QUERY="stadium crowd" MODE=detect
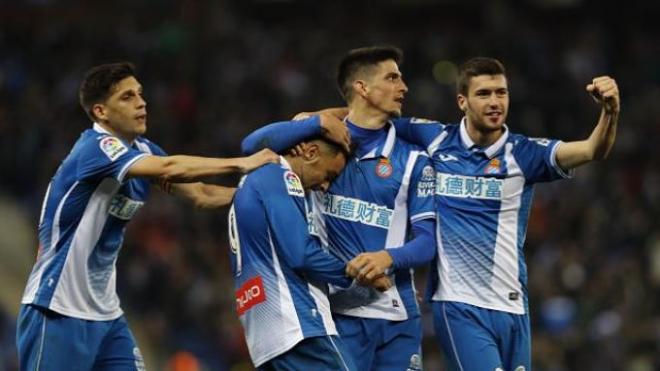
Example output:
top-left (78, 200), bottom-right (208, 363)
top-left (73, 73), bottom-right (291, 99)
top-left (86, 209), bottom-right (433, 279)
top-left (0, 0), bottom-right (658, 370)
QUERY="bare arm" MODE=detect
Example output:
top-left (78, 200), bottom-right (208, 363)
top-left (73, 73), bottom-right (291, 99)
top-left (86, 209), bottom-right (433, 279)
top-left (127, 148), bottom-right (279, 182)
top-left (167, 182), bottom-right (236, 209)
top-left (556, 76), bottom-right (620, 170)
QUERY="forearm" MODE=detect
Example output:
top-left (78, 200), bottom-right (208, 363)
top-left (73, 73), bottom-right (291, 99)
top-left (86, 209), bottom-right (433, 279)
top-left (587, 109), bottom-right (619, 160)
top-left (388, 219), bottom-right (436, 269)
top-left (556, 109), bottom-right (619, 170)
top-left (160, 155), bottom-right (248, 181)
top-left (241, 116), bottom-right (321, 155)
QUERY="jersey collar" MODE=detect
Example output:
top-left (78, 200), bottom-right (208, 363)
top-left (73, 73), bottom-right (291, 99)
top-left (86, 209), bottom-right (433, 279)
top-left (93, 122), bottom-right (112, 135)
top-left (459, 117), bottom-right (509, 159)
top-left (357, 122), bottom-right (397, 160)
top-left (92, 122), bottom-right (138, 146)
top-left (279, 156), bottom-right (292, 170)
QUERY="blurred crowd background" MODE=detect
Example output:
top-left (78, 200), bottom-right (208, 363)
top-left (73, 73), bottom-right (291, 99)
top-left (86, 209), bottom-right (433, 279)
top-left (1, 0), bottom-right (659, 370)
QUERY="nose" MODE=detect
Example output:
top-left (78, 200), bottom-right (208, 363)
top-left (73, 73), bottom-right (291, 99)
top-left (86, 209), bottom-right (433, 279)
top-left (137, 94), bottom-right (147, 108)
top-left (400, 80), bottom-right (409, 93)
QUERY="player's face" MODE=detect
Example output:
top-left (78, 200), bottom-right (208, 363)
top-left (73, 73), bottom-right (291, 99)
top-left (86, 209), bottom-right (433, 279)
top-left (97, 76), bottom-right (148, 140)
top-left (458, 74), bottom-right (509, 133)
top-left (301, 152), bottom-right (346, 192)
top-left (364, 60), bottom-right (408, 117)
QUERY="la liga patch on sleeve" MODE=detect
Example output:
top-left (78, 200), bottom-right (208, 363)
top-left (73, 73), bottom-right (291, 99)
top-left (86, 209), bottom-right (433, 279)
top-left (284, 171), bottom-right (304, 197)
top-left (99, 136), bottom-right (128, 161)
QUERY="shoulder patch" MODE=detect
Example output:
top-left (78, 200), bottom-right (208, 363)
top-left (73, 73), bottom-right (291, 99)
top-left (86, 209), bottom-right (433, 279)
top-left (99, 136), bottom-right (128, 161)
top-left (283, 171), bottom-right (304, 197)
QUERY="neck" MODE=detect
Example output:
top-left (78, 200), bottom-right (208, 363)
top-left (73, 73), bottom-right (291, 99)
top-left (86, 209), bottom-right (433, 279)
top-left (346, 101), bottom-right (390, 129)
top-left (97, 122), bottom-right (136, 144)
top-left (465, 118), bottom-right (504, 147)
top-left (283, 155), bottom-right (301, 174)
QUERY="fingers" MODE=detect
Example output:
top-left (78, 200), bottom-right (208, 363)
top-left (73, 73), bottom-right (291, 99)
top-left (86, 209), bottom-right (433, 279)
top-left (586, 76), bottom-right (619, 112)
top-left (372, 276), bottom-right (393, 292)
top-left (346, 255), bottom-right (367, 278)
top-left (260, 148), bottom-right (280, 163)
top-left (292, 112), bottom-right (312, 121)
top-left (587, 76), bottom-right (618, 97)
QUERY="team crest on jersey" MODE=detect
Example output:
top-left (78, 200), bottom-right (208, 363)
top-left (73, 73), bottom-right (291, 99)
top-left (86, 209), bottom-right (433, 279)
top-left (284, 171), bottom-right (304, 197)
top-left (375, 159), bottom-right (393, 178)
top-left (484, 158), bottom-right (501, 174)
top-left (99, 136), bottom-right (128, 161)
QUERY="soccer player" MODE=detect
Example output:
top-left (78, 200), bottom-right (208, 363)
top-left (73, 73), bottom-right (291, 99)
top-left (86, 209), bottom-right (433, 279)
top-left (16, 62), bottom-right (278, 371)
top-left (241, 46), bottom-right (437, 371)
top-left (230, 133), bottom-right (394, 370)
top-left (389, 57), bottom-right (619, 371)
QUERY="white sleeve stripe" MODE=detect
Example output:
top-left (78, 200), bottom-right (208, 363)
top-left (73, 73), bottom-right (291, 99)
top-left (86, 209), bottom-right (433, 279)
top-left (410, 212), bottom-right (436, 223)
top-left (118, 154), bottom-right (150, 182)
top-left (427, 131), bottom-right (448, 157)
top-left (549, 141), bottom-right (574, 179)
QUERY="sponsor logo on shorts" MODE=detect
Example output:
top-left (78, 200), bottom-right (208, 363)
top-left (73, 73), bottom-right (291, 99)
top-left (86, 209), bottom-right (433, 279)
top-left (99, 136), bottom-right (128, 161)
top-left (236, 276), bottom-right (266, 315)
top-left (407, 353), bottom-right (422, 371)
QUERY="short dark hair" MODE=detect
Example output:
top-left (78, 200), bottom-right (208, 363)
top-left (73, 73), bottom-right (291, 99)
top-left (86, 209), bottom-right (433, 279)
top-left (310, 136), bottom-right (353, 160)
top-left (79, 62), bottom-right (137, 121)
top-left (456, 57), bottom-right (506, 96)
top-left (337, 46), bottom-right (403, 102)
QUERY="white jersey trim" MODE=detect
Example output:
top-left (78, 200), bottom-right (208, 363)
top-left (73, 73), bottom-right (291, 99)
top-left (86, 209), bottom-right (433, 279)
top-left (50, 177), bottom-right (124, 320)
top-left (249, 229), bottom-right (304, 367)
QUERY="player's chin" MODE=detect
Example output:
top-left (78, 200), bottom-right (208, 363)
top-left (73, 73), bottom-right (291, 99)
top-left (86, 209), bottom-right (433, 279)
top-left (388, 108), bottom-right (403, 118)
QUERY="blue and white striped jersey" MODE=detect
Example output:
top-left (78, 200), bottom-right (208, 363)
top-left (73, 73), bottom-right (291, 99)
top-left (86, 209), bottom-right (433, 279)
top-left (228, 157), bottom-right (352, 367)
top-left (21, 123), bottom-right (165, 320)
top-left (393, 117), bottom-right (571, 314)
top-left (313, 123), bottom-right (436, 321)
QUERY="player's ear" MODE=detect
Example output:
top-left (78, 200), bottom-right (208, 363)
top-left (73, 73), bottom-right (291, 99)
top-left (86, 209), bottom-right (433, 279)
top-left (457, 94), bottom-right (467, 112)
top-left (92, 103), bottom-right (107, 122)
top-left (302, 142), bottom-right (321, 163)
top-left (353, 79), bottom-right (368, 99)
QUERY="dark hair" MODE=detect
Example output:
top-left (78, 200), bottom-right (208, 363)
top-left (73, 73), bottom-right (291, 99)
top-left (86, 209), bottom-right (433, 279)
top-left (79, 62), bottom-right (137, 121)
top-left (308, 136), bottom-right (353, 160)
top-left (456, 57), bottom-right (506, 96)
top-left (337, 46), bottom-right (403, 102)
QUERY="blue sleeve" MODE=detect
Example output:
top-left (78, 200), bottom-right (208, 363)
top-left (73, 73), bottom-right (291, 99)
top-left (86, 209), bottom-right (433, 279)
top-left (256, 167), bottom-right (352, 287)
top-left (388, 219), bottom-right (436, 269)
top-left (392, 117), bottom-right (447, 153)
top-left (77, 135), bottom-right (149, 182)
top-left (241, 116), bottom-right (323, 155)
top-left (514, 136), bottom-right (572, 184)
